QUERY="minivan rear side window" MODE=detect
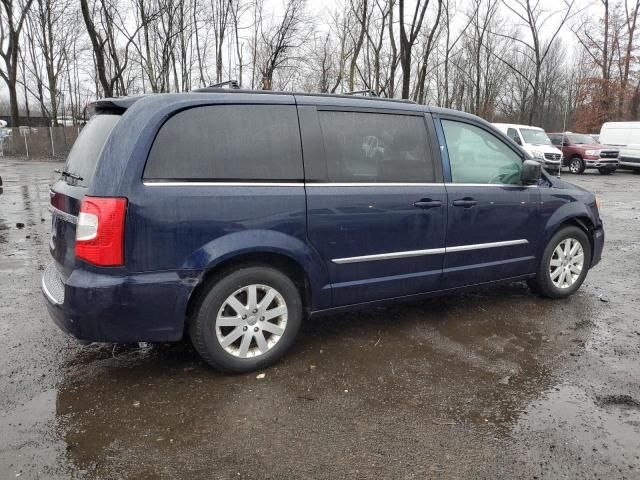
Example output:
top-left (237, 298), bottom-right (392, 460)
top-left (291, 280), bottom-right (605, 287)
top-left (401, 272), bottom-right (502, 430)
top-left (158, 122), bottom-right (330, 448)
top-left (144, 105), bottom-right (303, 181)
top-left (317, 111), bottom-right (435, 183)
top-left (64, 114), bottom-right (120, 187)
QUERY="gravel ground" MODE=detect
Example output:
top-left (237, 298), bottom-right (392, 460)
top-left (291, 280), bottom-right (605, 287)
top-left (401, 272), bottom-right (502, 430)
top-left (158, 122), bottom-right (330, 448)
top-left (0, 159), bottom-right (639, 479)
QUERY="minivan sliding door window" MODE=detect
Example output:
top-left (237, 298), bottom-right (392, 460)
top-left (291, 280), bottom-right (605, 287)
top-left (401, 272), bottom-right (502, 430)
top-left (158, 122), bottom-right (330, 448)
top-left (317, 111), bottom-right (435, 183)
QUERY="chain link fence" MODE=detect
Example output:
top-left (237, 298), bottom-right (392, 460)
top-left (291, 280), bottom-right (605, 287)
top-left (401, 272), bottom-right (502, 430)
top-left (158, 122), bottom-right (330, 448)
top-left (0, 126), bottom-right (81, 159)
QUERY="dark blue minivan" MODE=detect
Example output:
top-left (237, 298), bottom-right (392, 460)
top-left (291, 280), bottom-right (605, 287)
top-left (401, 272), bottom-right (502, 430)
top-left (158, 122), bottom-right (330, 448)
top-left (42, 90), bottom-right (604, 372)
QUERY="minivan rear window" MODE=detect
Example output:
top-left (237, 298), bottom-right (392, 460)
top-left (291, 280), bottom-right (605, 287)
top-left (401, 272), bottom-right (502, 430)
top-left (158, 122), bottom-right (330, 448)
top-left (144, 105), bottom-right (303, 181)
top-left (64, 114), bottom-right (120, 187)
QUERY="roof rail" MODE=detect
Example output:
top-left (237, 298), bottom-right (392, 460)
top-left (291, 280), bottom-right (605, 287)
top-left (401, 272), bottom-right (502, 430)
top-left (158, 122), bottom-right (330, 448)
top-left (190, 87), bottom-right (416, 104)
top-left (344, 89), bottom-right (378, 97)
top-left (208, 80), bottom-right (240, 89)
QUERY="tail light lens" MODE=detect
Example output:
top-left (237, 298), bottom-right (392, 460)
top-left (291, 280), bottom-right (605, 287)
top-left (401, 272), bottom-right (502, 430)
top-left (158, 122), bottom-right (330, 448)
top-left (76, 197), bottom-right (127, 266)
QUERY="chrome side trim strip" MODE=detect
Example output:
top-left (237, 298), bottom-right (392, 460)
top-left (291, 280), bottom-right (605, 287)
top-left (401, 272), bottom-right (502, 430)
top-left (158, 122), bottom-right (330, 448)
top-left (47, 205), bottom-right (78, 224)
top-left (41, 275), bottom-right (62, 305)
top-left (331, 239), bottom-right (528, 264)
top-left (333, 247), bottom-right (446, 264)
top-left (143, 181), bottom-right (303, 187)
top-left (444, 183), bottom-right (538, 188)
top-left (307, 183), bottom-right (444, 187)
top-left (445, 239), bottom-right (529, 253)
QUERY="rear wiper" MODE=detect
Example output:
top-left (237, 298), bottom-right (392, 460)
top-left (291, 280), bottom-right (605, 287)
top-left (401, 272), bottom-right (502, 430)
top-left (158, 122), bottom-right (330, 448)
top-left (55, 169), bottom-right (84, 182)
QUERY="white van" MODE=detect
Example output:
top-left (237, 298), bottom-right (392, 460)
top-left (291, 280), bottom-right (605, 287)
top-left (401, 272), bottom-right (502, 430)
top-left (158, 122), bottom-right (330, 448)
top-left (599, 122), bottom-right (640, 172)
top-left (493, 123), bottom-right (562, 173)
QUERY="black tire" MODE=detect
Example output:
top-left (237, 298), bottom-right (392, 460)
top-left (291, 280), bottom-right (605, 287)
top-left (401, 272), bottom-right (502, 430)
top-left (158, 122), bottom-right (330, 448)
top-left (598, 168), bottom-right (613, 175)
top-left (569, 156), bottom-right (585, 174)
top-left (527, 226), bottom-right (591, 299)
top-left (189, 265), bottom-right (303, 373)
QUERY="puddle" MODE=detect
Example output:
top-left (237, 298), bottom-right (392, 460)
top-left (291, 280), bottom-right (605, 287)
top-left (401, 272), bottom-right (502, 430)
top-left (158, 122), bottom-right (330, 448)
top-left (513, 384), bottom-right (640, 477)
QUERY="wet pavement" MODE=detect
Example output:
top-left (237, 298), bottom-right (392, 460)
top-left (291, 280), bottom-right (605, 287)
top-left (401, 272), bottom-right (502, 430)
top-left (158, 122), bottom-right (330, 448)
top-left (0, 159), bottom-right (639, 479)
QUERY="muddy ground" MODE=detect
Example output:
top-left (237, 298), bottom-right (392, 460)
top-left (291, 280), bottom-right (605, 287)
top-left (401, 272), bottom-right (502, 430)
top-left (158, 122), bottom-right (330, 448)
top-left (0, 158), bottom-right (638, 479)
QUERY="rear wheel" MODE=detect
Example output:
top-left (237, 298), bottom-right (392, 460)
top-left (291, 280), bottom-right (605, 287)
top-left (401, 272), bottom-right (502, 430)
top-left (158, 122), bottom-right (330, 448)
top-left (527, 226), bottom-right (591, 299)
top-left (189, 266), bottom-right (302, 373)
top-left (598, 168), bottom-right (614, 175)
top-left (569, 156), bottom-right (585, 174)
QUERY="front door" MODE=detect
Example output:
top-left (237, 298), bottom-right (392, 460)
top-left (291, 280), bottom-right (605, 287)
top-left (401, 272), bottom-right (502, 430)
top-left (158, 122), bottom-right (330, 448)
top-left (437, 117), bottom-right (542, 288)
top-left (301, 107), bottom-right (447, 307)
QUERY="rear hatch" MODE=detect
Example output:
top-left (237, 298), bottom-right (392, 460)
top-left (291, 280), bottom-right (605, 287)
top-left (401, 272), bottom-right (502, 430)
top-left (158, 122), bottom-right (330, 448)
top-left (49, 114), bottom-right (121, 278)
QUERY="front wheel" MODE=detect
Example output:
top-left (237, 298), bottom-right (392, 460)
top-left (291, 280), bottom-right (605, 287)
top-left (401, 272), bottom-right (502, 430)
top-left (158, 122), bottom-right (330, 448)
top-left (527, 226), bottom-right (591, 299)
top-left (189, 266), bottom-right (303, 373)
top-left (569, 157), bottom-right (585, 174)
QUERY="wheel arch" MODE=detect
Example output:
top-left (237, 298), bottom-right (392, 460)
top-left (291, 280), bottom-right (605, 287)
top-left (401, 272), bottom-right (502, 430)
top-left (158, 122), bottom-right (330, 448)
top-left (542, 213), bottom-right (596, 265)
top-left (186, 251), bottom-right (315, 322)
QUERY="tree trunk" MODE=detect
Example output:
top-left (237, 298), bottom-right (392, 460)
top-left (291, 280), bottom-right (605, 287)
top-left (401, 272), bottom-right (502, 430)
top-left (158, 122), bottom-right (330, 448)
top-left (79, 0), bottom-right (112, 96)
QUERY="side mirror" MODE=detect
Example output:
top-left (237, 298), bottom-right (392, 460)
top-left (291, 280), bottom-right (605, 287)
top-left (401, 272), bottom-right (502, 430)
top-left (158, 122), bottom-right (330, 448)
top-left (521, 159), bottom-right (542, 185)
top-left (514, 137), bottom-right (522, 146)
top-left (562, 142), bottom-right (569, 147)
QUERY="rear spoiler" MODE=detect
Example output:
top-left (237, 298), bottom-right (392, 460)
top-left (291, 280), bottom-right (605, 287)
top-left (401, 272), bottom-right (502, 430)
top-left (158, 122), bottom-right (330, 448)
top-left (88, 96), bottom-right (146, 116)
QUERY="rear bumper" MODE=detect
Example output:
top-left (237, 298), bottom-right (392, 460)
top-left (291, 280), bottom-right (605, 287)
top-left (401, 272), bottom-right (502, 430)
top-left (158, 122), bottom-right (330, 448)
top-left (591, 227), bottom-right (605, 268)
top-left (42, 263), bottom-right (195, 343)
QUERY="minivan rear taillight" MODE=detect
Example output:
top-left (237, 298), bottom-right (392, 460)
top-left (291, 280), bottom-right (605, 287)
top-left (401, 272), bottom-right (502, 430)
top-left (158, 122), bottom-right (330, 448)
top-left (76, 197), bottom-right (127, 266)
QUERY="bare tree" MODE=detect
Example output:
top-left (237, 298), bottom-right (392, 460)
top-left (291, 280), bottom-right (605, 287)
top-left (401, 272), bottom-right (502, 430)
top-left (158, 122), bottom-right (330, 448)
top-left (229, 0), bottom-right (249, 86)
top-left (24, 0), bottom-right (72, 123)
top-left (397, 0), bottom-right (442, 99)
top-left (495, 0), bottom-right (577, 124)
top-left (212, 0), bottom-right (231, 83)
top-left (0, 0), bottom-right (35, 128)
top-left (256, 0), bottom-right (308, 90)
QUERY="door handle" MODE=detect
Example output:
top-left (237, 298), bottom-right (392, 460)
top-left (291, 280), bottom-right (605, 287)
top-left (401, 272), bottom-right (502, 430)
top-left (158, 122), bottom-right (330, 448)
top-left (452, 198), bottom-right (478, 208)
top-left (413, 199), bottom-right (442, 209)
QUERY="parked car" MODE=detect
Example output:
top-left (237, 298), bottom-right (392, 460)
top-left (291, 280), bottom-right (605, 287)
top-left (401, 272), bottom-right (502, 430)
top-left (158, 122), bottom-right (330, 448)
top-left (548, 132), bottom-right (619, 175)
top-left (42, 91), bottom-right (605, 373)
top-left (52, 116), bottom-right (75, 127)
top-left (599, 122), bottom-right (640, 172)
top-left (493, 123), bottom-right (562, 174)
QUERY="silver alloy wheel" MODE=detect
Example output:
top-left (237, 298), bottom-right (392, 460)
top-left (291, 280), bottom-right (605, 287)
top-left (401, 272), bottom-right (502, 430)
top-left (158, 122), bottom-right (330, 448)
top-left (215, 284), bottom-right (288, 358)
top-left (549, 237), bottom-right (584, 289)
top-left (570, 158), bottom-right (582, 173)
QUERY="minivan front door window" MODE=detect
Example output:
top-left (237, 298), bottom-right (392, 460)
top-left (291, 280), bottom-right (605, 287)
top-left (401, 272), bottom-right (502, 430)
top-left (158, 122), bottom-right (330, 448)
top-left (442, 120), bottom-right (522, 185)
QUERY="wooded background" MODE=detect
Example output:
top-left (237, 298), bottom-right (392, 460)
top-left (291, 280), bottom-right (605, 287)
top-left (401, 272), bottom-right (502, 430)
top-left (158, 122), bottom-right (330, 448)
top-left (1, 0), bottom-right (639, 134)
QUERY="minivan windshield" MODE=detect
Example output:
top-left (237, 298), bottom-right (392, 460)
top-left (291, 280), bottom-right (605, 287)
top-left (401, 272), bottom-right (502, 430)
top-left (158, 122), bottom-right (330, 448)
top-left (520, 128), bottom-right (552, 146)
top-left (567, 133), bottom-right (597, 145)
top-left (63, 114), bottom-right (120, 187)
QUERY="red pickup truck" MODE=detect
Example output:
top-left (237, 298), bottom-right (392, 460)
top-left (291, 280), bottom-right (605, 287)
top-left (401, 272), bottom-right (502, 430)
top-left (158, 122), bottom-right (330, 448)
top-left (548, 132), bottom-right (620, 175)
